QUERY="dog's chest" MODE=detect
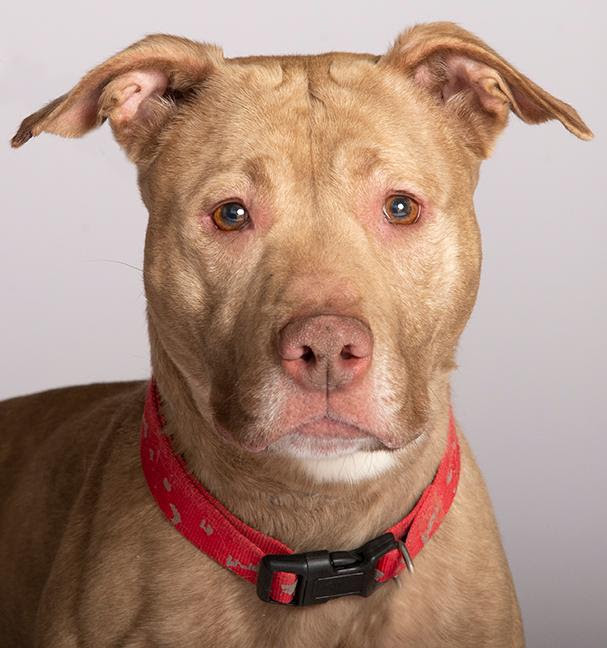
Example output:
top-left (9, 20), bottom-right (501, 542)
top-left (87, 537), bottom-right (461, 648)
top-left (125, 549), bottom-right (403, 647)
top-left (110, 562), bottom-right (473, 648)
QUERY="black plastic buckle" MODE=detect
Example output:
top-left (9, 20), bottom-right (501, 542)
top-left (256, 532), bottom-right (398, 606)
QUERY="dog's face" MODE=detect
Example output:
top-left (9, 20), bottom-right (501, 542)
top-left (142, 52), bottom-right (484, 460)
top-left (13, 24), bottom-right (591, 466)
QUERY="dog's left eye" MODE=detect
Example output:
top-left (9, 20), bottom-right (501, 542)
top-left (212, 202), bottom-right (250, 231)
top-left (383, 195), bottom-right (421, 225)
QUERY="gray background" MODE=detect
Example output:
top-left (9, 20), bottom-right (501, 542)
top-left (1, 1), bottom-right (605, 645)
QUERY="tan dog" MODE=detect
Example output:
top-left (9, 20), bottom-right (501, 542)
top-left (2, 22), bottom-right (591, 647)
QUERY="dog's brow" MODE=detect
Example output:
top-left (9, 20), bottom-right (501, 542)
top-left (180, 154), bottom-right (284, 210)
top-left (346, 147), bottom-right (384, 180)
top-left (328, 144), bottom-right (390, 185)
top-left (242, 156), bottom-right (274, 191)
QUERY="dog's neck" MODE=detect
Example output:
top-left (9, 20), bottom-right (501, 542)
top-left (149, 332), bottom-right (453, 552)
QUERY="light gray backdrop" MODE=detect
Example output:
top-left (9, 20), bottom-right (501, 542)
top-left (1, 1), bottom-right (605, 646)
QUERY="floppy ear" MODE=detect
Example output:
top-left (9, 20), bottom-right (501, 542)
top-left (380, 22), bottom-right (593, 157)
top-left (11, 34), bottom-right (223, 163)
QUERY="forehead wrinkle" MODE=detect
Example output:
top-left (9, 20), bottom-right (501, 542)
top-left (340, 146), bottom-right (385, 182)
top-left (304, 58), bottom-right (322, 218)
top-left (248, 59), bottom-right (319, 221)
top-left (242, 155), bottom-right (275, 193)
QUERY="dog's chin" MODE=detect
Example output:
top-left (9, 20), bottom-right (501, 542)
top-left (265, 424), bottom-right (401, 484)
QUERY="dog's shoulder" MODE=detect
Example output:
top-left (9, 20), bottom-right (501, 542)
top-left (0, 381), bottom-right (149, 641)
top-left (0, 380), bottom-right (147, 489)
top-left (0, 379), bottom-right (146, 433)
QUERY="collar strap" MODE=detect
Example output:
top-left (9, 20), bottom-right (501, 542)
top-left (140, 380), bottom-right (460, 606)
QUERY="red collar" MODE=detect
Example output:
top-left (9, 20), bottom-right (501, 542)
top-left (140, 380), bottom-right (460, 606)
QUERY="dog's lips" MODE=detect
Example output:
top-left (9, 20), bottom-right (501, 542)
top-left (212, 388), bottom-right (406, 454)
top-left (290, 416), bottom-right (368, 440)
top-left (232, 414), bottom-right (400, 454)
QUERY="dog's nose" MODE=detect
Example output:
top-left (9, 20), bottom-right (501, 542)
top-left (278, 315), bottom-right (373, 390)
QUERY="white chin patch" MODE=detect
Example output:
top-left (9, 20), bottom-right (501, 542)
top-left (268, 433), bottom-right (398, 483)
top-left (283, 447), bottom-right (396, 483)
top-left (298, 449), bottom-right (396, 483)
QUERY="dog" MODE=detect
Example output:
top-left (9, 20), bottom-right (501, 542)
top-left (2, 21), bottom-right (591, 647)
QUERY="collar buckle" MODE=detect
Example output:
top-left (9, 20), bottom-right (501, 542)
top-left (256, 532), bottom-right (399, 606)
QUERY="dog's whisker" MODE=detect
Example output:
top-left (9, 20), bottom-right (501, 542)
top-left (85, 258), bottom-right (143, 274)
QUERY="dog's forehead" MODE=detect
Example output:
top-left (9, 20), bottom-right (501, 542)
top-left (218, 51), bottom-right (423, 133)
top-left (166, 52), bottom-right (453, 205)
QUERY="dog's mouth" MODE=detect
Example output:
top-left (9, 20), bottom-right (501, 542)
top-left (288, 415), bottom-right (369, 440)
top-left (266, 415), bottom-right (381, 457)
top-left (221, 412), bottom-right (398, 457)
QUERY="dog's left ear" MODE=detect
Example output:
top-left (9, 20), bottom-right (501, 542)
top-left (381, 22), bottom-right (593, 157)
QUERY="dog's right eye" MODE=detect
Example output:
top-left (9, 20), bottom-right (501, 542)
top-left (212, 202), bottom-right (250, 231)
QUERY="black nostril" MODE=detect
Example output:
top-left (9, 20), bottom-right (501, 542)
top-left (340, 345), bottom-right (355, 360)
top-left (301, 346), bottom-right (315, 363)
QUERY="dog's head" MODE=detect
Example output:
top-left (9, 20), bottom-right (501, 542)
top-left (13, 23), bottom-right (591, 476)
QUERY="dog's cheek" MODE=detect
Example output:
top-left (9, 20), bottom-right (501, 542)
top-left (144, 224), bottom-right (216, 379)
top-left (379, 206), bottom-right (476, 380)
top-left (428, 208), bottom-right (482, 370)
top-left (196, 239), bottom-right (272, 410)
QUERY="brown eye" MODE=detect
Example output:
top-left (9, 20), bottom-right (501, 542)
top-left (212, 202), bottom-right (250, 231)
top-left (383, 195), bottom-right (420, 225)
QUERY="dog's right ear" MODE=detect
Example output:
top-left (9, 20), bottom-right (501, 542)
top-left (10, 35), bottom-right (223, 163)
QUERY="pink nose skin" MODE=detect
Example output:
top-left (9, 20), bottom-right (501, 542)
top-left (278, 315), bottom-right (373, 391)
